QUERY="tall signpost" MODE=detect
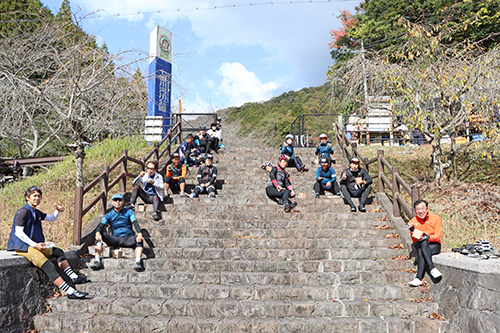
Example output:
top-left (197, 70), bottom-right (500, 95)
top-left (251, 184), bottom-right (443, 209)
top-left (146, 25), bottom-right (173, 142)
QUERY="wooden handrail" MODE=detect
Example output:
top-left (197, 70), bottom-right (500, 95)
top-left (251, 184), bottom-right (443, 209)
top-left (334, 118), bottom-right (419, 221)
top-left (72, 118), bottom-right (182, 245)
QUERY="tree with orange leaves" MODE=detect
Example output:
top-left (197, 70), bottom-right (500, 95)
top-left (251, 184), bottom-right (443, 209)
top-left (328, 10), bottom-right (358, 62)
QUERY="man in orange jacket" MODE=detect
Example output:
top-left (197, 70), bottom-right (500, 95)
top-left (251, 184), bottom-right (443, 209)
top-left (164, 153), bottom-right (188, 197)
top-left (407, 199), bottom-right (443, 287)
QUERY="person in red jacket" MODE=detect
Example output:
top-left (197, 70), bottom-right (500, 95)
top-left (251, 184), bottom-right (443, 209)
top-left (407, 199), bottom-right (443, 287)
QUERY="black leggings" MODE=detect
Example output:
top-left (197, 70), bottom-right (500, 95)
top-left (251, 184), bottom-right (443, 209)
top-left (288, 156), bottom-right (304, 171)
top-left (340, 184), bottom-right (371, 207)
top-left (266, 186), bottom-right (291, 204)
top-left (101, 233), bottom-right (143, 249)
top-left (131, 185), bottom-right (160, 213)
top-left (414, 240), bottom-right (441, 280)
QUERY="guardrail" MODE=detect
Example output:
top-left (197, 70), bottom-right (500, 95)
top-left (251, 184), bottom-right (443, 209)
top-left (334, 120), bottom-right (420, 219)
top-left (72, 120), bottom-right (182, 245)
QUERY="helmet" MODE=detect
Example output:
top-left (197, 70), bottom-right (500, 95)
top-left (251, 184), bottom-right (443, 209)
top-left (261, 161), bottom-right (273, 170)
top-left (217, 117), bottom-right (221, 122)
top-left (205, 154), bottom-right (213, 160)
top-left (285, 134), bottom-right (294, 140)
top-left (319, 133), bottom-right (327, 139)
top-left (211, 122), bottom-right (217, 127)
top-left (278, 155), bottom-right (290, 162)
top-left (199, 125), bottom-right (207, 130)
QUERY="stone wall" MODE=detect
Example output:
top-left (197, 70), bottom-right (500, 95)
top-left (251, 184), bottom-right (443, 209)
top-left (0, 251), bottom-right (77, 333)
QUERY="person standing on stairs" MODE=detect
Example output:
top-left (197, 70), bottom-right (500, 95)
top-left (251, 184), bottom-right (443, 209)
top-left (407, 199), bottom-right (443, 287)
top-left (164, 153), bottom-right (188, 197)
top-left (314, 157), bottom-right (341, 198)
top-left (281, 134), bottom-right (308, 172)
top-left (189, 154), bottom-right (218, 198)
top-left (127, 160), bottom-right (164, 221)
top-left (339, 156), bottom-right (372, 212)
top-left (91, 193), bottom-right (145, 272)
top-left (265, 155), bottom-right (297, 212)
top-left (7, 186), bottom-right (89, 299)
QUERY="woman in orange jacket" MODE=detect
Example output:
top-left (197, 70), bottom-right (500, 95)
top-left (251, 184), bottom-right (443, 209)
top-left (407, 199), bottom-right (443, 287)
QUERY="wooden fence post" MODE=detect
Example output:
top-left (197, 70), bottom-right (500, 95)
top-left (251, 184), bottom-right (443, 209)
top-left (154, 142), bottom-right (160, 161)
top-left (377, 150), bottom-right (384, 193)
top-left (73, 186), bottom-right (83, 246)
top-left (392, 166), bottom-right (400, 217)
top-left (120, 150), bottom-right (128, 193)
top-left (334, 120), bottom-right (339, 146)
top-left (411, 187), bottom-right (420, 218)
top-left (341, 128), bottom-right (347, 159)
top-left (100, 165), bottom-right (109, 216)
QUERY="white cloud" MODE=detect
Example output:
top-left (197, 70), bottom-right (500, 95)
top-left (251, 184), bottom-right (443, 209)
top-left (203, 77), bottom-right (216, 89)
top-left (218, 62), bottom-right (277, 106)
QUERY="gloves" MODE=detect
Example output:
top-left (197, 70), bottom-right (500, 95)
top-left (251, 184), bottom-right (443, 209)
top-left (421, 233), bottom-right (430, 241)
top-left (407, 224), bottom-right (415, 232)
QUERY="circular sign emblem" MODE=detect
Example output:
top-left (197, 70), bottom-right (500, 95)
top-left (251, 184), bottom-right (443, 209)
top-left (159, 35), bottom-right (171, 55)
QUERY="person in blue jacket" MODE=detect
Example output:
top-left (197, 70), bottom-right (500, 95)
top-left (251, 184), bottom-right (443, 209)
top-left (315, 133), bottom-right (334, 164)
top-left (7, 186), bottom-right (89, 299)
top-left (281, 134), bottom-right (308, 172)
top-left (314, 157), bottom-right (341, 198)
top-left (179, 134), bottom-right (201, 166)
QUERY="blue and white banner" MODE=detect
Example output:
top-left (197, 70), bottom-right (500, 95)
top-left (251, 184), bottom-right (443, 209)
top-left (147, 25), bottom-right (173, 141)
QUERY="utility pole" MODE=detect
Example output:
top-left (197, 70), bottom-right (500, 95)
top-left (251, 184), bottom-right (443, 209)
top-left (361, 39), bottom-right (370, 145)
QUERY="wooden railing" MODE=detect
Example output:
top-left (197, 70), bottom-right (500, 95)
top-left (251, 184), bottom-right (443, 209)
top-left (334, 120), bottom-right (420, 220)
top-left (72, 120), bottom-right (181, 245)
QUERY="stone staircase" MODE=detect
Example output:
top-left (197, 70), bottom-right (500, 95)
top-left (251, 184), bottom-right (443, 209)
top-left (34, 146), bottom-right (447, 332)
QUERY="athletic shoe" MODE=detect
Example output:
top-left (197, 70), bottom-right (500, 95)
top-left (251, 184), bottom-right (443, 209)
top-left (208, 192), bottom-right (215, 198)
top-left (315, 194), bottom-right (320, 199)
top-left (430, 268), bottom-right (442, 279)
top-left (408, 278), bottom-right (423, 287)
top-left (134, 259), bottom-right (145, 272)
top-left (67, 290), bottom-right (89, 299)
top-left (90, 259), bottom-right (103, 271)
top-left (179, 193), bottom-right (187, 197)
top-left (332, 195), bottom-right (341, 198)
top-left (189, 193), bottom-right (196, 198)
top-left (125, 203), bottom-right (135, 211)
top-left (152, 212), bottom-right (160, 221)
top-left (350, 206), bottom-right (357, 212)
top-left (284, 204), bottom-right (291, 213)
top-left (73, 275), bottom-right (89, 284)
top-left (358, 205), bottom-right (366, 212)
top-left (290, 201), bottom-right (297, 209)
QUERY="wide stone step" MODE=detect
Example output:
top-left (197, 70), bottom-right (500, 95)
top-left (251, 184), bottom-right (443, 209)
top-left (34, 312), bottom-right (447, 333)
top-left (84, 246), bottom-right (406, 261)
top-left (44, 296), bottom-right (436, 320)
top-left (80, 270), bottom-right (416, 288)
top-left (138, 236), bottom-right (401, 250)
top-left (146, 227), bottom-right (397, 240)
top-left (81, 257), bottom-right (412, 274)
top-left (136, 215), bottom-right (390, 230)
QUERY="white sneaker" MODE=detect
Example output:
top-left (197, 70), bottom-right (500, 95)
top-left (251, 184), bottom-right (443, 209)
top-left (208, 192), bottom-right (215, 198)
top-left (408, 278), bottom-right (423, 287)
top-left (430, 268), bottom-right (442, 278)
top-left (189, 193), bottom-right (196, 198)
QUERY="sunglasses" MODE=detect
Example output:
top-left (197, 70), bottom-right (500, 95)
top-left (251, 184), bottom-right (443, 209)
top-left (27, 186), bottom-right (42, 192)
top-left (146, 167), bottom-right (156, 170)
top-left (112, 198), bottom-right (123, 202)
top-left (351, 160), bottom-right (360, 164)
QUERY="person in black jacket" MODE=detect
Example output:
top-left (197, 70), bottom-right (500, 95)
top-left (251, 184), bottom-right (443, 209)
top-left (189, 154), bottom-right (218, 198)
top-left (265, 155), bottom-right (297, 212)
top-left (339, 156), bottom-right (372, 212)
top-left (197, 125), bottom-right (216, 154)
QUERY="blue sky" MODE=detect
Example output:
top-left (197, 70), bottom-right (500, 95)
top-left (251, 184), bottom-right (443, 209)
top-left (42, 0), bottom-right (361, 113)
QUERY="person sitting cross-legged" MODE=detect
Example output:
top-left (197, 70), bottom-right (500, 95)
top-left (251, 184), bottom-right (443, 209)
top-left (407, 199), bottom-right (443, 287)
top-left (189, 154), bottom-right (218, 198)
top-left (281, 134), bottom-right (308, 172)
top-left (265, 155), bottom-right (298, 212)
top-left (91, 193), bottom-right (145, 272)
top-left (128, 160), bottom-right (164, 221)
top-left (314, 157), bottom-right (341, 198)
top-left (339, 156), bottom-right (372, 212)
top-left (7, 186), bottom-right (89, 299)
top-left (164, 153), bottom-right (188, 197)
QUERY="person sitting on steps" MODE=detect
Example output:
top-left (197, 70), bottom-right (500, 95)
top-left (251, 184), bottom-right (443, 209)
top-left (281, 134), bottom-right (308, 172)
top-left (266, 155), bottom-right (297, 212)
top-left (190, 154), bottom-right (218, 198)
top-left (315, 133), bottom-right (334, 165)
top-left (197, 125), bottom-right (217, 155)
top-left (314, 157), bottom-right (341, 198)
top-left (164, 153), bottom-right (188, 197)
top-left (179, 134), bottom-right (201, 166)
top-left (127, 160), bottom-right (164, 221)
top-left (339, 156), bottom-right (372, 212)
top-left (407, 199), bottom-right (443, 287)
top-left (91, 193), bottom-right (145, 272)
top-left (207, 122), bottom-right (222, 153)
top-left (7, 186), bottom-right (89, 299)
